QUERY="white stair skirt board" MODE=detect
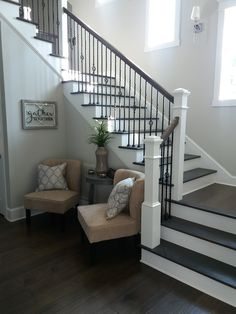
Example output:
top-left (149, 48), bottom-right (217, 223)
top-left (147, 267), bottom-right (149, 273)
top-left (183, 172), bottom-right (217, 195)
top-left (171, 203), bottom-right (236, 235)
top-left (161, 226), bottom-right (236, 267)
top-left (141, 249), bottom-right (236, 307)
top-left (185, 137), bottom-right (236, 186)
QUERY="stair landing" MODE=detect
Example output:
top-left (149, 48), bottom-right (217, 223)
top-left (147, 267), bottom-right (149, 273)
top-left (173, 183), bottom-right (236, 219)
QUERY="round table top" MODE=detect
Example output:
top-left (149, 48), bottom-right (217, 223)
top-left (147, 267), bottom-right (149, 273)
top-left (86, 174), bottom-right (113, 185)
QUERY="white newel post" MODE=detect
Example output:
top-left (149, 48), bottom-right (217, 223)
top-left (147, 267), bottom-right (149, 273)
top-left (172, 88), bottom-right (191, 201)
top-left (141, 136), bottom-right (162, 249)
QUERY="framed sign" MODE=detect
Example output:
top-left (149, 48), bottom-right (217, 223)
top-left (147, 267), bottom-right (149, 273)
top-left (21, 100), bottom-right (57, 130)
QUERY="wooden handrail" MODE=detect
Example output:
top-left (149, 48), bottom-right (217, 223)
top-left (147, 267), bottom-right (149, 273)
top-left (161, 117), bottom-right (179, 143)
top-left (63, 7), bottom-right (174, 103)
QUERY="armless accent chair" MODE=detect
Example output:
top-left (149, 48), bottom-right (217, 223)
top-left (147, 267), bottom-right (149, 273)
top-left (24, 159), bottom-right (81, 229)
top-left (77, 169), bottom-right (144, 263)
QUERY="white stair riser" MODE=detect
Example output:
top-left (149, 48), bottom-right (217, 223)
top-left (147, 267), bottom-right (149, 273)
top-left (183, 173), bottom-right (217, 195)
top-left (184, 158), bottom-right (202, 172)
top-left (141, 250), bottom-right (236, 307)
top-left (0, 1), bottom-right (21, 21)
top-left (171, 203), bottom-right (236, 235)
top-left (67, 73), bottom-right (116, 85)
top-left (161, 226), bottom-right (236, 267)
top-left (72, 82), bottom-right (125, 95)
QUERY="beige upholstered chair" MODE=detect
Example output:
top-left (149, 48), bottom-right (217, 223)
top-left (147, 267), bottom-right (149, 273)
top-left (24, 158), bottom-right (81, 229)
top-left (77, 169), bottom-right (144, 262)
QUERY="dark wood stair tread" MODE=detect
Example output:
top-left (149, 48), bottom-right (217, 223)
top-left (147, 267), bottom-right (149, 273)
top-left (16, 17), bottom-right (38, 26)
top-left (74, 82), bottom-right (125, 89)
top-left (34, 36), bottom-right (54, 44)
top-left (162, 217), bottom-right (236, 250)
top-left (184, 153), bottom-right (201, 161)
top-left (82, 104), bottom-right (146, 109)
top-left (72, 91), bottom-right (135, 98)
top-left (50, 53), bottom-right (65, 58)
top-left (93, 117), bottom-right (158, 121)
top-left (79, 73), bottom-right (115, 79)
top-left (142, 240), bottom-right (236, 289)
top-left (172, 183), bottom-right (236, 219)
top-left (134, 153), bottom-right (201, 166)
top-left (183, 168), bottom-right (217, 183)
top-left (112, 129), bottom-right (162, 134)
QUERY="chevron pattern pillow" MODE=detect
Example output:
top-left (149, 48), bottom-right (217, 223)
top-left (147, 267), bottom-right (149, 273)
top-left (106, 177), bottom-right (135, 219)
top-left (37, 163), bottom-right (68, 191)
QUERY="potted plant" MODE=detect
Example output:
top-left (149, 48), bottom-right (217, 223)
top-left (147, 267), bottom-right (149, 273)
top-left (88, 120), bottom-right (112, 175)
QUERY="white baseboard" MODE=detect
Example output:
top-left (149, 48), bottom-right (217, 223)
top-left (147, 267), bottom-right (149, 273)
top-left (141, 249), bottom-right (236, 307)
top-left (5, 196), bottom-right (88, 222)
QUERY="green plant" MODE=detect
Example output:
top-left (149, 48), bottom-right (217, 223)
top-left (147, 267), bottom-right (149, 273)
top-left (88, 120), bottom-right (112, 147)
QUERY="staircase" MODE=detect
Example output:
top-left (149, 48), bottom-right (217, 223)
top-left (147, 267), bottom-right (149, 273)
top-left (0, 0), bottom-right (235, 307)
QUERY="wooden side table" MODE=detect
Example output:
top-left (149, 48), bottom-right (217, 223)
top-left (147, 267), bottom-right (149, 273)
top-left (86, 174), bottom-right (113, 204)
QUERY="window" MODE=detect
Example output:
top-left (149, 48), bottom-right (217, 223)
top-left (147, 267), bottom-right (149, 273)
top-left (145, 0), bottom-right (181, 51)
top-left (213, 0), bottom-right (236, 106)
top-left (95, 0), bottom-right (116, 7)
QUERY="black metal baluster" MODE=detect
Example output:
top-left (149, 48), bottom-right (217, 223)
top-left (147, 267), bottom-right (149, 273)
top-left (109, 50), bottom-right (112, 117)
top-left (155, 91), bottom-right (159, 135)
top-left (80, 26), bottom-right (84, 91)
top-left (84, 30), bottom-right (87, 92)
top-left (96, 38), bottom-right (99, 105)
top-left (169, 131), bottom-right (174, 217)
top-left (123, 62), bottom-right (126, 132)
top-left (73, 20), bottom-right (76, 79)
top-left (105, 46), bottom-right (108, 117)
top-left (138, 76), bottom-right (142, 147)
top-left (143, 81), bottom-right (147, 161)
top-left (56, 0), bottom-right (60, 55)
top-left (31, 0), bottom-right (34, 22)
top-left (88, 33), bottom-right (91, 102)
top-left (47, 0), bottom-right (50, 39)
top-left (162, 95), bottom-right (165, 134)
top-left (127, 67), bottom-right (131, 146)
top-left (93, 36), bottom-right (97, 106)
top-left (42, 0), bottom-right (45, 35)
top-left (101, 44), bottom-right (104, 117)
top-left (132, 72), bottom-right (136, 147)
top-left (118, 58), bottom-right (122, 132)
top-left (149, 86), bottom-right (153, 135)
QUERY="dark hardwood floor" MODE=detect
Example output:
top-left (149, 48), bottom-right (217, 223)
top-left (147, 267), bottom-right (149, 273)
top-left (0, 212), bottom-right (234, 314)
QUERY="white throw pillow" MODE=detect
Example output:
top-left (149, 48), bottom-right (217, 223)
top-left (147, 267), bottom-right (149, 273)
top-left (37, 163), bottom-right (68, 191)
top-left (106, 177), bottom-right (135, 219)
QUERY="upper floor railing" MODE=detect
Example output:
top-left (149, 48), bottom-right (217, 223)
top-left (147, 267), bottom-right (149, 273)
top-left (18, 0), bottom-right (62, 55)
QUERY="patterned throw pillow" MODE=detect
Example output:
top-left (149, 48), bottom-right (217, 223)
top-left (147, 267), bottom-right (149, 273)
top-left (106, 177), bottom-right (135, 220)
top-left (37, 163), bottom-right (68, 191)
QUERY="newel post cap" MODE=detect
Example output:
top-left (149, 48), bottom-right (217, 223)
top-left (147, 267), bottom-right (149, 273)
top-left (173, 88), bottom-right (191, 96)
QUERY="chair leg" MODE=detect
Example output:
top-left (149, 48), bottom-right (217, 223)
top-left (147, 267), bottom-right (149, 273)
top-left (89, 243), bottom-right (97, 265)
top-left (25, 209), bottom-right (31, 228)
top-left (61, 214), bottom-right (66, 232)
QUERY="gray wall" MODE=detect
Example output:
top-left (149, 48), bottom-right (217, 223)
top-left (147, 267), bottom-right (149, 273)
top-left (70, 0), bottom-right (236, 175)
top-left (0, 20), bottom-right (67, 211)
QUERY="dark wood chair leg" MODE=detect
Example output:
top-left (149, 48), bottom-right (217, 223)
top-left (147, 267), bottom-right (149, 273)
top-left (61, 214), bottom-right (66, 232)
top-left (25, 209), bottom-right (31, 228)
top-left (89, 243), bottom-right (97, 265)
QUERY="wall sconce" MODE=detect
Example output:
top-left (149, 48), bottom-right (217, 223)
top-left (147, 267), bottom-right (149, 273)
top-left (191, 6), bottom-right (203, 33)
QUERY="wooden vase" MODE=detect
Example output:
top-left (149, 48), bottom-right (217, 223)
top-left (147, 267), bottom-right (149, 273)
top-left (95, 146), bottom-right (108, 175)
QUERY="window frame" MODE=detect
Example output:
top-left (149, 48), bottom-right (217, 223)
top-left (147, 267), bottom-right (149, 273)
top-left (145, 0), bottom-right (181, 52)
top-left (213, 0), bottom-right (236, 107)
top-left (95, 0), bottom-right (116, 8)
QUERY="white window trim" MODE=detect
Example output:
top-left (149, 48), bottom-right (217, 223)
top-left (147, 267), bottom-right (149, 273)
top-left (145, 0), bottom-right (181, 52)
top-left (213, 0), bottom-right (236, 107)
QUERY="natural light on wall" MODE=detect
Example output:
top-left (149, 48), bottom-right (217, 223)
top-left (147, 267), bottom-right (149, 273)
top-left (146, 0), bottom-right (180, 50)
top-left (214, 1), bottom-right (236, 106)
